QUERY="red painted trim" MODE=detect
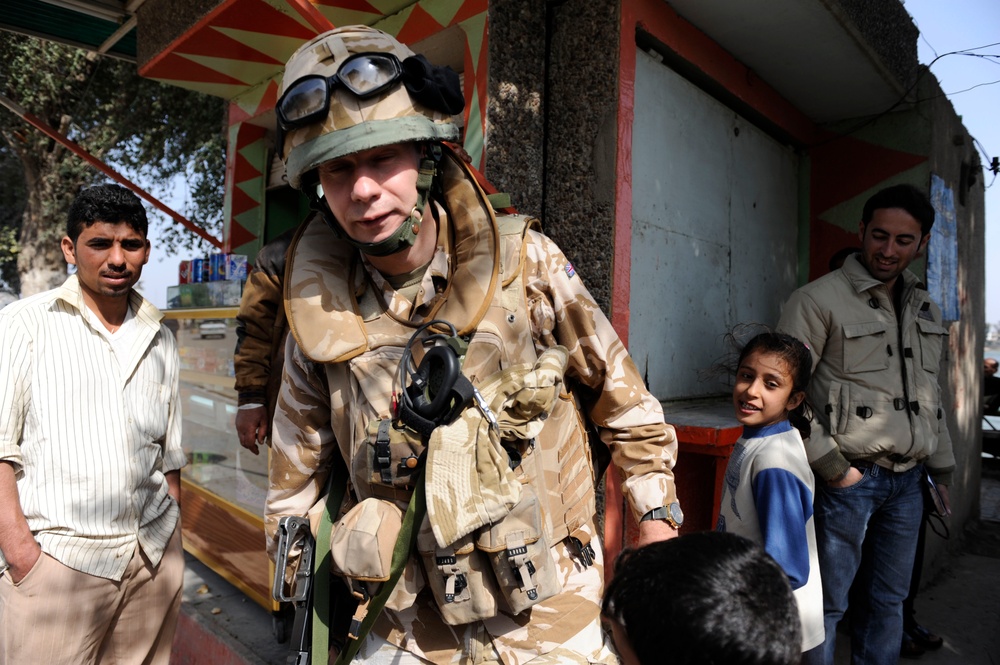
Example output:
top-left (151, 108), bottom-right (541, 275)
top-left (603, 465), bottom-right (624, 579)
top-left (611, 0), bottom-right (637, 345)
top-left (629, 0), bottom-right (816, 145)
top-left (674, 423), bottom-right (743, 447)
top-left (285, 0), bottom-right (335, 33)
top-left (605, 0), bottom-right (639, 578)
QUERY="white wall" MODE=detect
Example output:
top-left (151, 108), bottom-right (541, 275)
top-left (629, 50), bottom-right (800, 401)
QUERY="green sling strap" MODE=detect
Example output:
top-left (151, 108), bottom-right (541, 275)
top-left (310, 457), bottom-right (427, 664)
top-left (312, 454), bottom-right (349, 664)
top-left (333, 472), bottom-right (426, 664)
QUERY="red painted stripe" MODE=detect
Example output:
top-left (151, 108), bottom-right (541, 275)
top-left (169, 28), bottom-right (283, 64)
top-left (396, 4), bottom-right (445, 45)
top-left (451, 0), bottom-right (489, 24)
top-left (314, 0), bottom-right (382, 14)
top-left (214, 0), bottom-right (323, 37)
top-left (145, 52), bottom-right (252, 87)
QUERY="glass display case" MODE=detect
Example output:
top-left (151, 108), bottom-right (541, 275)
top-left (163, 307), bottom-right (276, 611)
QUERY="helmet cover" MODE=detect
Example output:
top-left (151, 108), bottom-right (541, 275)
top-left (279, 26), bottom-right (460, 189)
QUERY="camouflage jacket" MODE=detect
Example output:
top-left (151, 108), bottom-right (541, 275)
top-left (266, 149), bottom-right (678, 664)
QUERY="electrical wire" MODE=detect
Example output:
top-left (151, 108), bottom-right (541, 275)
top-left (809, 39), bottom-right (1000, 179)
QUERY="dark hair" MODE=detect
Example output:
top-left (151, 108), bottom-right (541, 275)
top-left (603, 532), bottom-right (801, 665)
top-left (67, 184), bottom-right (148, 242)
top-left (738, 332), bottom-right (813, 438)
top-left (861, 184), bottom-right (935, 237)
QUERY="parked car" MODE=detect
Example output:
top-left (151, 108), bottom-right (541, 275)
top-left (198, 320), bottom-right (227, 339)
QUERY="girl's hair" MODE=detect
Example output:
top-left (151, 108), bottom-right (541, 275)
top-left (738, 331), bottom-right (813, 438)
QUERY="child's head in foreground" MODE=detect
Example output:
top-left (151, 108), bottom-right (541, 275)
top-left (602, 531), bottom-right (801, 665)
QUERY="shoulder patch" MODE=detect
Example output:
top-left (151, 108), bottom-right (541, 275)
top-left (565, 262), bottom-right (576, 279)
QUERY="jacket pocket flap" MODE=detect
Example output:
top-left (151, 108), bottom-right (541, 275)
top-left (916, 319), bottom-right (948, 336)
top-left (843, 321), bottom-right (888, 339)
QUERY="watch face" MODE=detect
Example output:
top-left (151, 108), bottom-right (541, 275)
top-left (669, 502), bottom-right (685, 526)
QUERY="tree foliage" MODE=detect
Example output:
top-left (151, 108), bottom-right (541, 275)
top-left (0, 32), bottom-right (226, 295)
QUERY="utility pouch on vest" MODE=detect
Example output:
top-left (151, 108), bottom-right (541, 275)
top-left (475, 485), bottom-right (561, 615)
top-left (365, 419), bottom-right (425, 490)
top-left (329, 498), bottom-right (402, 584)
top-left (416, 516), bottom-right (499, 625)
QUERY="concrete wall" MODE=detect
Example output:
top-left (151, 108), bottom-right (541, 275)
top-left (835, 0), bottom-right (920, 90)
top-left (542, 1), bottom-right (621, 313)
top-left (921, 70), bottom-right (987, 574)
top-left (484, 0), bottom-right (546, 221)
top-left (804, 77), bottom-right (985, 579)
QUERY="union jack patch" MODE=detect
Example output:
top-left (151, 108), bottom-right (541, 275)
top-left (565, 262), bottom-right (576, 278)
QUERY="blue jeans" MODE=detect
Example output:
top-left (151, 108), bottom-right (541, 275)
top-left (808, 463), bottom-right (924, 665)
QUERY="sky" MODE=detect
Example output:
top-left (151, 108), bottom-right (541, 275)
top-left (903, 0), bottom-right (1000, 323)
top-left (135, 178), bottom-right (206, 310)
top-left (136, 2), bottom-right (1000, 321)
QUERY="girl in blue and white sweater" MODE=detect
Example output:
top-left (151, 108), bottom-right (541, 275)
top-left (717, 332), bottom-right (824, 654)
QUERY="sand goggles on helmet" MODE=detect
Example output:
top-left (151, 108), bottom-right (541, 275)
top-left (277, 52), bottom-right (404, 130)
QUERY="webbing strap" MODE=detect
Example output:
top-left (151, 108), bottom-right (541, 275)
top-left (313, 455), bottom-right (349, 663)
top-left (334, 471), bottom-right (427, 664)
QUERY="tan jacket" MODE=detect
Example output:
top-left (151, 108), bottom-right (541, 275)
top-left (266, 147), bottom-right (678, 663)
top-left (778, 253), bottom-right (955, 484)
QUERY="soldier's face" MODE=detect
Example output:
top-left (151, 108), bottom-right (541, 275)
top-left (857, 207), bottom-right (929, 289)
top-left (318, 143), bottom-right (421, 246)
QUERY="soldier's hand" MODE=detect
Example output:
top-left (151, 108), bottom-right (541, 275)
top-left (236, 406), bottom-right (269, 455)
top-left (636, 519), bottom-right (679, 548)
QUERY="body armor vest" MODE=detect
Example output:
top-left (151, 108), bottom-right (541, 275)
top-left (284, 149), bottom-right (599, 621)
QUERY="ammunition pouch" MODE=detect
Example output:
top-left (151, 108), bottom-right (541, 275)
top-left (329, 498), bottom-right (402, 585)
top-left (475, 485), bottom-right (561, 614)
top-left (417, 524), bottom-right (499, 625)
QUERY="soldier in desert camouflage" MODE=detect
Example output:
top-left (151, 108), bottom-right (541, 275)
top-left (266, 25), bottom-right (682, 664)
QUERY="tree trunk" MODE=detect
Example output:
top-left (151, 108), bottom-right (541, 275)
top-left (16, 230), bottom-right (66, 296)
top-left (16, 164), bottom-right (72, 297)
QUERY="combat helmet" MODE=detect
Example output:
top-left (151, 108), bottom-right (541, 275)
top-left (277, 25), bottom-right (464, 256)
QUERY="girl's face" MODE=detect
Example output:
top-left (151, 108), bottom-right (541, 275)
top-left (733, 349), bottom-right (805, 429)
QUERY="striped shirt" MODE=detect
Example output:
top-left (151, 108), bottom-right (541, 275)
top-left (0, 275), bottom-right (185, 581)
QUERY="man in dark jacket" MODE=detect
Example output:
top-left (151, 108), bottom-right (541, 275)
top-left (234, 226), bottom-right (297, 454)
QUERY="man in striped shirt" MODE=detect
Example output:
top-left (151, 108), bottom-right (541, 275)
top-left (0, 184), bottom-right (186, 664)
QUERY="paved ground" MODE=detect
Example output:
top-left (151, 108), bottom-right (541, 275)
top-left (170, 553), bottom-right (288, 665)
top-left (171, 459), bottom-right (1000, 665)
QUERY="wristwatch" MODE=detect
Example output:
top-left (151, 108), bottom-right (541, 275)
top-left (640, 502), bottom-right (684, 529)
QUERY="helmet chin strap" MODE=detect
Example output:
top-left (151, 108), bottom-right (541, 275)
top-left (312, 144), bottom-right (442, 258)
